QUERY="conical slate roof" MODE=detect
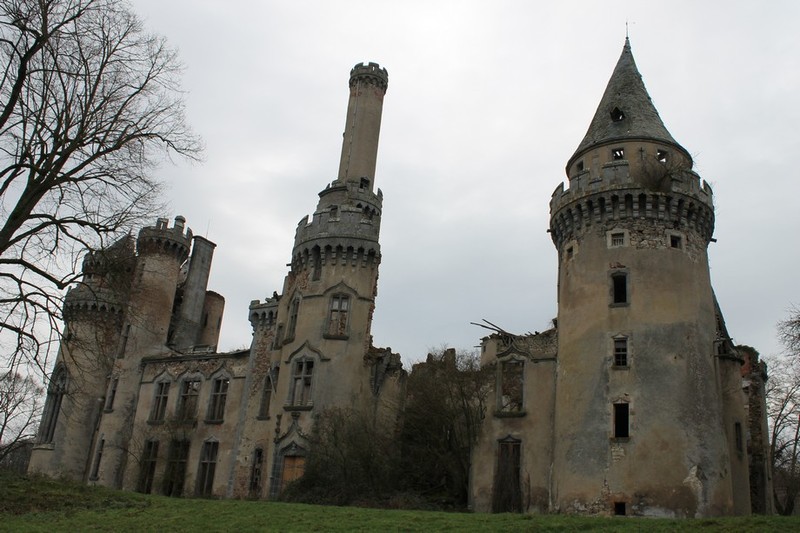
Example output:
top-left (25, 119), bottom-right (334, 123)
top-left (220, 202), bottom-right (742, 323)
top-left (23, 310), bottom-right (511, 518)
top-left (568, 38), bottom-right (691, 169)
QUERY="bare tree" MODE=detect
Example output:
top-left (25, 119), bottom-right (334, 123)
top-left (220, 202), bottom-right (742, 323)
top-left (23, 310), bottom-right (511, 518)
top-left (0, 369), bottom-right (43, 463)
top-left (0, 0), bottom-right (201, 376)
top-left (400, 348), bottom-right (491, 507)
top-left (769, 307), bottom-right (800, 514)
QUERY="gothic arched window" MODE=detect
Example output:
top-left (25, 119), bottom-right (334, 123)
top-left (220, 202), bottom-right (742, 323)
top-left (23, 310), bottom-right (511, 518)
top-left (39, 366), bottom-right (68, 443)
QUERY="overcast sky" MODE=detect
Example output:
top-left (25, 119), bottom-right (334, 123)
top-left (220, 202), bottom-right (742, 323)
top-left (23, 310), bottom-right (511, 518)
top-left (128, 0), bottom-right (800, 365)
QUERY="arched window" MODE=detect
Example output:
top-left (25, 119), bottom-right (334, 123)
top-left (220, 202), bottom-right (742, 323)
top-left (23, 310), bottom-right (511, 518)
top-left (39, 366), bottom-right (67, 443)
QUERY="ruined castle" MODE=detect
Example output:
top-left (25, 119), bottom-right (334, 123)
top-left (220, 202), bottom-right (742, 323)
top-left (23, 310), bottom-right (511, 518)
top-left (29, 41), bottom-right (773, 517)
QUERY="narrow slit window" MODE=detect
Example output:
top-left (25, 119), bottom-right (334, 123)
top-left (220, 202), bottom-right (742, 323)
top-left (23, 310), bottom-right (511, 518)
top-left (576, 160), bottom-right (584, 172)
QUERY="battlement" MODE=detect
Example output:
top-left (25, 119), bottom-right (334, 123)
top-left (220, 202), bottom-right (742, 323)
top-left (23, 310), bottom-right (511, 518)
top-left (249, 298), bottom-right (280, 330)
top-left (136, 215), bottom-right (192, 260)
top-left (63, 284), bottom-right (126, 324)
top-left (349, 62), bottom-right (388, 91)
top-left (549, 182), bottom-right (716, 250)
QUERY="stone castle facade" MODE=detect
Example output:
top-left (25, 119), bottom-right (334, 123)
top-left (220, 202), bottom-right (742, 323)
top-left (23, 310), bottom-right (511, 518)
top-left (30, 43), bottom-right (773, 516)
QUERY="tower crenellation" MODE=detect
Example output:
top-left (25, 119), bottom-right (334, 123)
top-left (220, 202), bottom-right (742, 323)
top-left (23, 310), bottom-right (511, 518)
top-left (349, 62), bottom-right (388, 91)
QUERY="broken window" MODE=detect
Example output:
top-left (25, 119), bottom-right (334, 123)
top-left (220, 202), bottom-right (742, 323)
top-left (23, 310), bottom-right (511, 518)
top-left (39, 366), bottom-right (67, 443)
top-left (178, 379), bottom-right (201, 421)
top-left (492, 436), bottom-right (522, 513)
top-left (137, 439), bottom-right (159, 494)
top-left (611, 272), bottom-right (628, 305)
top-left (289, 359), bottom-right (314, 407)
top-left (206, 377), bottom-right (229, 422)
top-left (163, 439), bottom-right (190, 497)
top-left (612, 147), bottom-right (625, 160)
top-left (150, 381), bottom-right (170, 422)
top-left (104, 378), bottom-right (118, 411)
top-left (327, 294), bottom-right (349, 337)
top-left (614, 338), bottom-right (628, 367)
top-left (196, 440), bottom-right (219, 497)
top-left (670, 234), bottom-right (682, 249)
top-left (258, 368), bottom-right (279, 418)
top-left (499, 359), bottom-right (524, 413)
top-left (610, 107), bottom-right (625, 122)
top-left (250, 448), bottom-right (264, 497)
top-left (610, 232), bottom-right (625, 247)
top-left (613, 403), bottom-right (630, 438)
top-left (657, 149), bottom-right (668, 163)
top-left (89, 437), bottom-right (104, 480)
top-left (359, 178), bottom-right (370, 189)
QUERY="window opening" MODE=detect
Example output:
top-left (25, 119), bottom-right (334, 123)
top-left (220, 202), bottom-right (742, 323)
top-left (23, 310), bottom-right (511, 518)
top-left (566, 246), bottom-right (573, 259)
top-left (163, 439), bottom-right (190, 497)
top-left (137, 439), bottom-right (159, 494)
top-left (178, 379), bottom-right (201, 421)
top-left (290, 359), bottom-right (314, 407)
top-left (250, 448), bottom-right (264, 497)
top-left (670, 235), bottom-right (682, 249)
top-left (207, 377), bottom-right (229, 422)
top-left (105, 378), bottom-right (118, 411)
top-left (614, 338), bottom-right (628, 367)
top-left (614, 502), bottom-right (627, 516)
top-left (657, 149), bottom-right (668, 163)
top-left (150, 381), bottom-right (170, 422)
top-left (610, 107), bottom-right (625, 122)
top-left (492, 437), bottom-right (522, 513)
top-left (576, 160), bottom-right (584, 172)
top-left (359, 178), bottom-right (370, 189)
top-left (118, 324), bottom-right (131, 358)
top-left (612, 147), bottom-right (625, 160)
top-left (613, 403), bottom-right (630, 438)
top-left (90, 438), bottom-right (104, 479)
top-left (327, 294), bottom-right (349, 337)
top-left (259, 368), bottom-right (279, 418)
top-left (287, 298), bottom-right (300, 340)
top-left (39, 367), bottom-right (67, 443)
top-left (612, 273), bottom-right (628, 305)
top-left (196, 441), bottom-right (219, 497)
top-left (499, 359), bottom-right (524, 413)
top-left (611, 232), bottom-right (625, 247)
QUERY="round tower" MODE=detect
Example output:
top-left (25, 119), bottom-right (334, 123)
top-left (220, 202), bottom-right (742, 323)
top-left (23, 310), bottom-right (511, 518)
top-left (90, 216), bottom-right (191, 487)
top-left (337, 62), bottom-right (388, 189)
top-left (549, 39), bottom-right (747, 517)
top-left (28, 237), bottom-right (135, 481)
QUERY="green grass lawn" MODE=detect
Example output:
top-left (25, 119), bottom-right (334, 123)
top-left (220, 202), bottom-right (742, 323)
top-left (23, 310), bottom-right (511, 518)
top-left (1, 470), bottom-right (797, 532)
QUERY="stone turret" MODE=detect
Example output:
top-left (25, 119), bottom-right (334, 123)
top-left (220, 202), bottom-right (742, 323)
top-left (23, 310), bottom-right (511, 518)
top-left (549, 39), bottom-right (749, 517)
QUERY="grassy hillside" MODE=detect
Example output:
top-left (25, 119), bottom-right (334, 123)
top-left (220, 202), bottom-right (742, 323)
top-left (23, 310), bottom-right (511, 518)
top-left (1, 470), bottom-right (796, 532)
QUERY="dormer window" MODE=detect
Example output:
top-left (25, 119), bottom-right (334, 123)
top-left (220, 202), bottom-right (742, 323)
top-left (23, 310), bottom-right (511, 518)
top-left (610, 107), bottom-right (625, 122)
top-left (657, 149), bottom-right (668, 163)
top-left (612, 148), bottom-right (625, 160)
